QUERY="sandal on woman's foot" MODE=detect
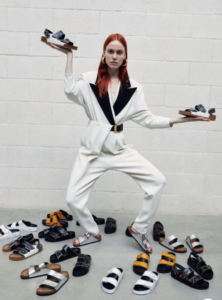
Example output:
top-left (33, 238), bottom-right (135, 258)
top-left (47, 209), bottom-right (73, 221)
top-left (38, 224), bottom-right (58, 239)
top-left (2, 233), bottom-right (34, 253)
top-left (153, 221), bottom-right (165, 241)
top-left (76, 214), bottom-right (105, 226)
top-left (102, 267), bottom-right (123, 294)
top-left (171, 263), bottom-right (209, 289)
top-left (186, 234), bottom-right (203, 253)
top-left (72, 254), bottom-right (91, 277)
top-left (21, 262), bottom-right (61, 279)
top-left (9, 239), bottom-right (43, 261)
top-left (127, 226), bottom-right (152, 254)
top-left (133, 253), bottom-right (149, 276)
top-left (42, 215), bottom-right (68, 228)
top-left (104, 218), bottom-right (117, 234)
top-left (73, 232), bottom-right (101, 247)
top-left (179, 104), bottom-right (216, 121)
top-left (157, 251), bottom-right (176, 273)
top-left (50, 244), bottom-right (80, 263)
top-left (159, 235), bottom-right (187, 253)
top-left (187, 252), bottom-right (213, 280)
top-left (45, 227), bottom-right (75, 243)
top-left (133, 271), bottom-right (158, 295)
top-left (36, 270), bottom-right (69, 296)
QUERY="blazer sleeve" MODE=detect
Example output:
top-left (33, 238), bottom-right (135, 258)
top-left (130, 85), bottom-right (171, 129)
top-left (64, 73), bottom-right (85, 106)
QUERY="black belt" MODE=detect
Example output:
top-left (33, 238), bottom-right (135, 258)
top-left (111, 124), bottom-right (123, 133)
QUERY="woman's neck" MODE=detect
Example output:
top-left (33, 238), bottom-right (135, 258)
top-left (107, 67), bottom-right (119, 79)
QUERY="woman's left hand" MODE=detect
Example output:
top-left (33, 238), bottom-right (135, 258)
top-left (170, 116), bottom-right (211, 126)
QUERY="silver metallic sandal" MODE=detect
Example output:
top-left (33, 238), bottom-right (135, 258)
top-left (127, 226), bottom-right (152, 254)
top-left (73, 232), bottom-right (101, 247)
top-left (21, 262), bottom-right (61, 279)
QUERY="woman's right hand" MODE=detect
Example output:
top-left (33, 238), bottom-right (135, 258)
top-left (46, 42), bottom-right (72, 55)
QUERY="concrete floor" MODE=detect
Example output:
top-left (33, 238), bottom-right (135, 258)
top-left (0, 208), bottom-right (221, 300)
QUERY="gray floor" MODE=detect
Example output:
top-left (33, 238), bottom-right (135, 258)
top-left (0, 208), bottom-right (220, 300)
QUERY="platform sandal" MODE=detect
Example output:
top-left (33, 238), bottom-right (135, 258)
top-left (45, 227), bottom-right (75, 243)
top-left (72, 254), bottom-right (91, 277)
top-left (47, 209), bottom-right (73, 221)
top-left (9, 239), bottom-right (43, 261)
top-left (38, 224), bottom-right (58, 239)
top-left (21, 262), bottom-right (61, 279)
top-left (133, 271), bottom-right (158, 295)
top-left (157, 251), bottom-right (176, 273)
top-left (2, 233), bottom-right (34, 253)
top-left (50, 244), bottom-right (80, 263)
top-left (42, 215), bottom-right (68, 228)
top-left (153, 221), bottom-right (165, 241)
top-left (102, 267), bottom-right (123, 294)
top-left (104, 217), bottom-right (117, 234)
top-left (187, 252), bottom-right (213, 280)
top-left (7, 220), bottom-right (38, 232)
top-left (133, 253), bottom-right (149, 276)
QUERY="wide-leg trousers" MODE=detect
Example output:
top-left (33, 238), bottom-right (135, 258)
top-left (66, 147), bottom-right (166, 236)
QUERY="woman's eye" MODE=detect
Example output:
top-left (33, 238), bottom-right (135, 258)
top-left (117, 51), bottom-right (123, 55)
top-left (108, 50), bottom-right (114, 54)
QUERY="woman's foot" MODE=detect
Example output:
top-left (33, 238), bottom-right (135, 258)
top-left (73, 232), bottom-right (101, 247)
top-left (129, 226), bottom-right (153, 253)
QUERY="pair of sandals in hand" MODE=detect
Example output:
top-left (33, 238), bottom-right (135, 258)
top-left (41, 29), bottom-right (77, 50)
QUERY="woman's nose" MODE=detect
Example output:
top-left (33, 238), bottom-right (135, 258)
top-left (113, 52), bottom-right (117, 58)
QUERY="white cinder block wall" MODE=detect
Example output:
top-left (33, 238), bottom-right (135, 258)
top-left (0, 0), bottom-right (222, 215)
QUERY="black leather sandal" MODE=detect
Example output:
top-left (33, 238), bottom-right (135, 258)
top-left (171, 263), bottom-right (209, 289)
top-left (104, 218), bottom-right (117, 234)
top-left (45, 227), bottom-right (75, 243)
top-left (38, 224), bottom-right (58, 239)
top-left (153, 221), bottom-right (165, 241)
top-left (72, 254), bottom-right (91, 277)
top-left (187, 252), bottom-right (213, 280)
top-left (50, 245), bottom-right (80, 263)
top-left (76, 214), bottom-right (105, 226)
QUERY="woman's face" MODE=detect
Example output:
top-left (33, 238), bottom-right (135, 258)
top-left (103, 40), bottom-right (126, 70)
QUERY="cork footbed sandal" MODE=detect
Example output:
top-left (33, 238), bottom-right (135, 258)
top-left (186, 235), bottom-right (204, 253)
top-left (21, 262), bottom-right (61, 279)
top-left (2, 233), bottom-right (34, 253)
top-left (36, 270), bottom-right (69, 296)
top-left (159, 235), bottom-right (187, 253)
top-left (47, 209), bottom-right (73, 221)
top-left (9, 239), bottom-right (43, 261)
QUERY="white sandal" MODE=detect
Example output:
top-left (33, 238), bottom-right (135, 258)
top-left (102, 267), bottom-right (123, 294)
top-left (0, 225), bottom-right (20, 241)
top-left (7, 220), bottom-right (38, 232)
top-left (133, 271), bottom-right (159, 295)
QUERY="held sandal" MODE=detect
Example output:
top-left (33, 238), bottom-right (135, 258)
top-left (72, 254), bottom-right (91, 277)
top-left (50, 244), bottom-right (81, 263)
top-left (36, 270), bottom-right (69, 296)
top-left (186, 234), bottom-right (204, 253)
top-left (21, 262), bottom-right (61, 279)
top-left (133, 253), bottom-right (150, 276)
top-left (73, 232), bottom-right (102, 247)
top-left (179, 104), bottom-right (216, 121)
top-left (102, 267), bottom-right (123, 294)
top-left (41, 29), bottom-right (78, 51)
top-left (157, 251), bottom-right (176, 273)
top-left (159, 235), bottom-right (187, 253)
top-left (2, 233), bottom-right (34, 253)
top-left (42, 215), bottom-right (68, 228)
top-left (153, 221), bottom-right (165, 241)
top-left (187, 252), bottom-right (213, 280)
top-left (133, 271), bottom-right (159, 295)
top-left (45, 227), bottom-right (75, 243)
top-left (171, 263), bottom-right (209, 290)
top-left (9, 239), bottom-right (43, 261)
top-left (47, 209), bottom-right (73, 221)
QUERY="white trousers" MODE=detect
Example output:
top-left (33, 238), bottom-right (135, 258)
top-left (66, 147), bottom-right (166, 236)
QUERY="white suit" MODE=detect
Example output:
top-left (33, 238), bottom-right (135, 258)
top-left (64, 71), bottom-right (171, 236)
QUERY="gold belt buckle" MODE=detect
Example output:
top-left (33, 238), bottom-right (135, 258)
top-left (114, 125), bottom-right (117, 133)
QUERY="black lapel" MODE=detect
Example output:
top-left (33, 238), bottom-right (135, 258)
top-left (113, 81), bottom-right (137, 116)
top-left (89, 83), bottom-right (115, 125)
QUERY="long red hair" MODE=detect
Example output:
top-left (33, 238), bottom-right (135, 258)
top-left (97, 33), bottom-right (129, 98)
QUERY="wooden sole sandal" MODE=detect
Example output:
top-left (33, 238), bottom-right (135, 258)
top-left (159, 235), bottom-right (187, 253)
top-left (179, 104), bottom-right (216, 121)
top-left (36, 270), bottom-right (69, 296)
top-left (42, 215), bottom-right (68, 228)
top-left (9, 239), bottom-right (43, 261)
top-left (157, 251), bottom-right (176, 273)
top-left (47, 209), bottom-right (73, 221)
top-left (186, 234), bottom-right (203, 253)
top-left (21, 262), bottom-right (61, 279)
top-left (72, 254), bottom-right (91, 277)
top-left (171, 263), bottom-right (209, 290)
top-left (133, 271), bottom-right (159, 295)
top-left (153, 221), bottom-right (165, 241)
top-left (133, 253), bottom-right (149, 276)
top-left (187, 252), bottom-right (213, 280)
top-left (2, 233), bottom-right (34, 253)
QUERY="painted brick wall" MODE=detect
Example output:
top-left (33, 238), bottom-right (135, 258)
top-left (0, 0), bottom-right (222, 215)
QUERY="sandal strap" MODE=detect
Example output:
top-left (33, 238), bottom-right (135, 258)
top-left (75, 261), bottom-right (90, 269)
top-left (165, 235), bottom-right (177, 243)
top-left (9, 236), bottom-right (23, 249)
top-left (0, 225), bottom-right (10, 235)
top-left (191, 241), bottom-right (203, 248)
top-left (102, 277), bottom-right (118, 287)
top-left (39, 279), bottom-right (58, 289)
top-left (142, 271), bottom-right (158, 282)
top-left (133, 261), bottom-right (148, 269)
top-left (162, 251), bottom-right (176, 261)
top-left (135, 279), bottom-right (153, 288)
top-left (159, 259), bottom-right (175, 267)
top-left (136, 253), bottom-right (149, 261)
top-left (28, 262), bottom-right (48, 276)
top-left (52, 30), bottom-right (65, 40)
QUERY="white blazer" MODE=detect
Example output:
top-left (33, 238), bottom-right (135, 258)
top-left (64, 71), bottom-right (171, 160)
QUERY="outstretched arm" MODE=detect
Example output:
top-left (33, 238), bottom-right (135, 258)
top-left (170, 116), bottom-right (210, 126)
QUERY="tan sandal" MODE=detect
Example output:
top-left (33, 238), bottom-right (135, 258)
top-left (9, 239), bottom-right (43, 261)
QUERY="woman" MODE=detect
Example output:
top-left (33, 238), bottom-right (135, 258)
top-left (47, 33), bottom-right (209, 253)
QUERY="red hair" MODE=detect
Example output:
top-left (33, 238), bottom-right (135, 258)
top-left (97, 33), bottom-right (129, 98)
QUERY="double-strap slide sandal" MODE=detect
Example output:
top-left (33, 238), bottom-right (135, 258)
top-left (171, 263), bottom-right (209, 290)
top-left (133, 253), bottom-right (149, 276)
top-left (179, 104), bottom-right (216, 121)
top-left (157, 251), bottom-right (176, 273)
top-left (76, 214), bottom-right (105, 226)
top-left (72, 254), bottom-right (91, 277)
top-left (0, 225), bottom-right (20, 241)
top-left (9, 239), bottom-right (43, 261)
top-left (153, 221), bottom-right (165, 241)
top-left (45, 227), bottom-right (75, 243)
top-left (104, 217), bottom-right (117, 234)
top-left (47, 209), bottom-right (73, 221)
top-left (102, 267), bottom-right (123, 294)
top-left (36, 270), bottom-right (69, 296)
top-left (42, 215), bottom-right (68, 228)
top-left (21, 262), bottom-right (61, 279)
top-left (159, 235), bottom-right (187, 253)
top-left (186, 234), bottom-right (203, 253)
top-left (133, 271), bottom-right (158, 295)
top-left (41, 28), bottom-right (78, 51)
top-left (38, 224), bottom-right (58, 239)
top-left (187, 252), bottom-right (213, 280)
top-left (7, 220), bottom-right (38, 232)
top-left (73, 232), bottom-right (101, 247)
top-left (126, 225), bottom-right (152, 254)
top-left (50, 244), bottom-right (80, 263)
top-left (2, 233), bottom-right (34, 253)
